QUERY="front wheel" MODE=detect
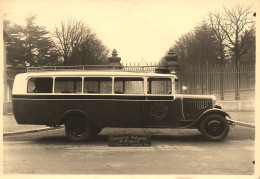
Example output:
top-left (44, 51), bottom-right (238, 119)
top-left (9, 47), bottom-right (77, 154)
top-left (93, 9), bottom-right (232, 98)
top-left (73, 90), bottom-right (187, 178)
top-left (65, 115), bottom-right (92, 142)
top-left (199, 114), bottom-right (230, 141)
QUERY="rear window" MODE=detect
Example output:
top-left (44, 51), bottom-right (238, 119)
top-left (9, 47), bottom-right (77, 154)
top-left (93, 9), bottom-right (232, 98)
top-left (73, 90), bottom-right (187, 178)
top-left (55, 77), bottom-right (82, 93)
top-left (27, 78), bottom-right (53, 93)
top-left (84, 77), bottom-right (112, 94)
top-left (148, 78), bottom-right (172, 94)
top-left (114, 77), bottom-right (144, 94)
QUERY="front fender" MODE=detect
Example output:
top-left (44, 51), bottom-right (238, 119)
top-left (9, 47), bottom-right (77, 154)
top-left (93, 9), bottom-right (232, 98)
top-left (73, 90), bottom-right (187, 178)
top-left (188, 108), bottom-right (231, 128)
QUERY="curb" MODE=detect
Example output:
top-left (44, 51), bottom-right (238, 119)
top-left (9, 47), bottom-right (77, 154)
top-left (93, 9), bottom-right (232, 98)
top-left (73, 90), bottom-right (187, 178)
top-left (3, 126), bottom-right (64, 136)
top-left (232, 120), bottom-right (255, 128)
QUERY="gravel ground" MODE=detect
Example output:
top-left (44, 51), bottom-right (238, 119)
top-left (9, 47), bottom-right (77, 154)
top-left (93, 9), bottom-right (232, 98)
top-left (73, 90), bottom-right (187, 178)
top-left (3, 128), bottom-right (255, 175)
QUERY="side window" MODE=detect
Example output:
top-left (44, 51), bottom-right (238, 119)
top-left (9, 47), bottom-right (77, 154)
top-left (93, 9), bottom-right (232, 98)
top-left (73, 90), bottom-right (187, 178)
top-left (148, 78), bottom-right (172, 94)
top-left (55, 77), bottom-right (82, 93)
top-left (114, 77), bottom-right (144, 94)
top-left (27, 78), bottom-right (53, 93)
top-left (84, 77), bottom-right (112, 94)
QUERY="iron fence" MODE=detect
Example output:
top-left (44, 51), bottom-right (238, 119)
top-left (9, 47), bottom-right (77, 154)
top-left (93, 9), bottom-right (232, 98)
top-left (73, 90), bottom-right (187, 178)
top-left (5, 63), bottom-right (255, 101)
top-left (177, 63), bottom-right (255, 100)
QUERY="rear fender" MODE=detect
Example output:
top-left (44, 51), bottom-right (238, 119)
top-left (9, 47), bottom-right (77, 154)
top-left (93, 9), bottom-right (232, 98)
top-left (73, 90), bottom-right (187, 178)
top-left (190, 109), bottom-right (231, 128)
top-left (60, 109), bottom-right (89, 125)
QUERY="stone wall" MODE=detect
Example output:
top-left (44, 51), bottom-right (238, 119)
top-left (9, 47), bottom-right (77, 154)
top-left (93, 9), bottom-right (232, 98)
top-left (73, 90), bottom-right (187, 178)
top-left (3, 102), bottom-right (13, 114)
top-left (218, 101), bottom-right (255, 111)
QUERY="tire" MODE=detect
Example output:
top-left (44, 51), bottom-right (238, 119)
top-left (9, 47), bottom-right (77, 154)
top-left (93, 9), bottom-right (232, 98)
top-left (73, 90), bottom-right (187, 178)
top-left (65, 115), bottom-right (92, 142)
top-left (199, 114), bottom-right (230, 141)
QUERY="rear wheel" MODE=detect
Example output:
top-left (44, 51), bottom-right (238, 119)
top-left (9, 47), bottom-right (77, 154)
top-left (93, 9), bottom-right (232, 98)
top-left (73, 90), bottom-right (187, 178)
top-left (65, 115), bottom-right (92, 142)
top-left (199, 114), bottom-right (229, 141)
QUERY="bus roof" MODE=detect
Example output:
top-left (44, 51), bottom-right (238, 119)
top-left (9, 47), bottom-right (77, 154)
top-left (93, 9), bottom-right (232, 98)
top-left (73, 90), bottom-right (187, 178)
top-left (17, 70), bottom-right (177, 78)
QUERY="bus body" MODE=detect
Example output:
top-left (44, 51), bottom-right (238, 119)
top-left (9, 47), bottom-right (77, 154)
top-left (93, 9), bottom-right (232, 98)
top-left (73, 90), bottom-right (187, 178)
top-left (12, 70), bottom-right (233, 141)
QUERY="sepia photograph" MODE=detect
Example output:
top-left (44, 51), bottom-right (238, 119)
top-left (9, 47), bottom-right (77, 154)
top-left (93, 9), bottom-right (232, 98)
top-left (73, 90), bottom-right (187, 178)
top-left (1, 0), bottom-right (258, 177)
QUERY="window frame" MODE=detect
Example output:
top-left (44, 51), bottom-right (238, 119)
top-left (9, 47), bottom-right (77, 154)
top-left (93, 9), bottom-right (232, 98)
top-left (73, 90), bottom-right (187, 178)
top-left (83, 77), bottom-right (113, 94)
top-left (147, 77), bottom-right (174, 95)
top-left (27, 77), bottom-right (54, 94)
top-left (54, 77), bottom-right (83, 94)
top-left (25, 75), bottom-right (175, 96)
top-left (113, 77), bottom-right (145, 95)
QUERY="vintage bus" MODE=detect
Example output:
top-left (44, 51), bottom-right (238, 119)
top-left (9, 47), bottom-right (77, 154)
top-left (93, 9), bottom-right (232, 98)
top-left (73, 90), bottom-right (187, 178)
top-left (12, 69), bottom-right (234, 142)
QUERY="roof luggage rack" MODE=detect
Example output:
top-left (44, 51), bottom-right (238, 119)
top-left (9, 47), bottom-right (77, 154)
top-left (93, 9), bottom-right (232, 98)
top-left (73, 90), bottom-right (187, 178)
top-left (27, 65), bottom-right (123, 72)
top-left (26, 65), bottom-right (172, 74)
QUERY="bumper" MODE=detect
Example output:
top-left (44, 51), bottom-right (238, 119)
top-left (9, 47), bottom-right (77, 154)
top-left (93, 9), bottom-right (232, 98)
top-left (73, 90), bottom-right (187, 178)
top-left (227, 119), bottom-right (236, 128)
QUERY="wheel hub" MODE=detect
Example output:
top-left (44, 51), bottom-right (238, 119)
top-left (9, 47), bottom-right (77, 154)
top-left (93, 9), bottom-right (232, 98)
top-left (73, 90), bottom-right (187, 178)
top-left (206, 120), bottom-right (224, 136)
top-left (70, 120), bottom-right (86, 137)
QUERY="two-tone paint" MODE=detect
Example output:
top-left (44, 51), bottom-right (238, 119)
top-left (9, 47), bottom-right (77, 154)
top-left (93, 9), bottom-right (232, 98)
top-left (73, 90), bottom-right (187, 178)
top-left (12, 71), bottom-right (230, 129)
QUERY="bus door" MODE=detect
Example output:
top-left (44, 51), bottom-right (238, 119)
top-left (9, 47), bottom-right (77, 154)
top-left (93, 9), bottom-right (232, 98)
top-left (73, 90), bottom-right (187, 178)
top-left (144, 78), bottom-right (180, 127)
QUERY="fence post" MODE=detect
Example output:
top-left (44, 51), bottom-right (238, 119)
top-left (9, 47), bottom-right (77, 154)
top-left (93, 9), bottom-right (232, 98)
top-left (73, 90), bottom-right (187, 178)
top-left (235, 63), bottom-right (240, 100)
top-left (193, 65), bottom-right (196, 94)
top-left (108, 49), bottom-right (122, 69)
top-left (164, 48), bottom-right (179, 74)
top-left (220, 63), bottom-right (224, 100)
top-left (209, 64), bottom-right (212, 95)
top-left (201, 64), bottom-right (204, 95)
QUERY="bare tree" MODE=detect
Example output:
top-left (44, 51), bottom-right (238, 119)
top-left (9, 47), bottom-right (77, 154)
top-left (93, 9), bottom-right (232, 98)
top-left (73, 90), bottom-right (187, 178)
top-left (209, 13), bottom-right (229, 100)
top-left (79, 31), bottom-right (109, 65)
top-left (54, 19), bottom-right (108, 66)
top-left (212, 4), bottom-right (254, 66)
top-left (209, 12), bottom-right (227, 64)
top-left (55, 19), bottom-right (87, 65)
top-left (209, 4), bottom-right (255, 100)
top-left (170, 22), bottom-right (218, 66)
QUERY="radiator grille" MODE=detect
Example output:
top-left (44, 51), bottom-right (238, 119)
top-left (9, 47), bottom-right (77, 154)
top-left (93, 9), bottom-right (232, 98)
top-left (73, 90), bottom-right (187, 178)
top-left (183, 99), bottom-right (212, 120)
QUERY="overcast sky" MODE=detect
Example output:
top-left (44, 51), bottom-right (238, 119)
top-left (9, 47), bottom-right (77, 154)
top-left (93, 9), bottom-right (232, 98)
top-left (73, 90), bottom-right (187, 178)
top-left (1, 0), bottom-right (256, 64)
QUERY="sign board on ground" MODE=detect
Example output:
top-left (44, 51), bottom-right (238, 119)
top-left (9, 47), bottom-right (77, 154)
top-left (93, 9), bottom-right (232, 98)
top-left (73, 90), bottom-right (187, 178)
top-left (108, 135), bottom-right (151, 147)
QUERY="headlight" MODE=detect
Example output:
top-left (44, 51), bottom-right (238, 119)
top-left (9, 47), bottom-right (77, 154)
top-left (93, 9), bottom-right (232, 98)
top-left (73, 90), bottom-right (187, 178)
top-left (212, 95), bottom-right (222, 109)
top-left (214, 103), bottom-right (222, 109)
top-left (212, 96), bottom-right (216, 106)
